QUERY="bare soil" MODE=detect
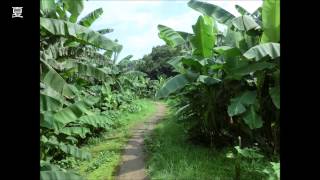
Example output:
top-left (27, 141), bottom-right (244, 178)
top-left (116, 102), bottom-right (166, 180)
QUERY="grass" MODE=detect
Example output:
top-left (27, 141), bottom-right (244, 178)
top-left (73, 99), bottom-right (157, 180)
top-left (144, 108), bottom-right (270, 180)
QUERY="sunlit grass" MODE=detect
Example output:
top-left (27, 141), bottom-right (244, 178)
top-left (144, 108), bottom-right (268, 180)
top-left (74, 99), bottom-right (157, 180)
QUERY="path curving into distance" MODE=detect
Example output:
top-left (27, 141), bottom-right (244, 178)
top-left (116, 102), bottom-right (166, 180)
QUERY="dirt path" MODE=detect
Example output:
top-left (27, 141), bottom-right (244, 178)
top-left (116, 102), bottom-right (166, 180)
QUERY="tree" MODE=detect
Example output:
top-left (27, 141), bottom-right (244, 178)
top-left (136, 45), bottom-right (183, 80)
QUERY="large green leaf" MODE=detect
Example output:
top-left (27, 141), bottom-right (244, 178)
top-left (168, 56), bottom-right (187, 73)
top-left (181, 58), bottom-right (203, 73)
top-left (40, 17), bottom-right (120, 51)
top-left (40, 0), bottom-right (56, 16)
top-left (188, 0), bottom-right (235, 25)
top-left (78, 8), bottom-right (103, 27)
top-left (261, 0), bottom-right (280, 43)
top-left (53, 96), bottom-right (99, 125)
top-left (243, 105), bottom-right (263, 129)
top-left (60, 127), bottom-right (91, 138)
top-left (228, 102), bottom-right (246, 117)
top-left (269, 86), bottom-right (280, 109)
top-left (156, 74), bottom-right (190, 99)
top-left (41, 112), bottom-right (65, 132)
top-left (40, 92), bottom-right (63, 112)
top-left (231, 15), bottom-right (261, 33)
top-left (71, 61), bottom-right (109, 81)
top-left (224, 29), bottom-right (249, 52)
top-left (158, 25), bottom-right (185, 48)
top-left (213, 46), bottom-right (241, 58)
top-left (41, 60), bottom-right (75, 99)
top-left (61, 0), bottom-right (84, 23)
top-left (190, 15), bottom-right (216, 58)
top-left (78, 115), bottom-right (113, 129)
top-left (230, 61), bottom-right (275, 77)
top-left (223, 58), bottom-right (249, 79)
top-left (177, 31), bottom-right (193, 41)
top-left (59, 143), bottom-right (91, 160)
top-left (197, 75), bottom-right (221, 85)
top-left (228, 91), bottom-right (257, 117)
top-left (243, 43), bottom-right (280, 61)
top-left (235, 5), bottom-right (251, 16)
top-left (40, 170), bottom-right (84, 180)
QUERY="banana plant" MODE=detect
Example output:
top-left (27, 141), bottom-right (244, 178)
top-left (40, 1), bottom-right (157, 178)
top-left (156, 0), bottom-right (280, 153)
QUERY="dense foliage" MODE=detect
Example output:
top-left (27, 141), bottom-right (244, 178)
top-left (40, 0), bottom-right (158, 179)
top-left (135, 45), bottom-right (182, 80)
top-left (40, 0), bottom-right (280, 179)
top-left (156, 0), bottom-right (280, 158)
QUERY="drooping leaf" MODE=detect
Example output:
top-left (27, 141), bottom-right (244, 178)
top-left (78, 8), bottom-right (103, 27)
top-left (60, 127), bottom-right (91, 138)
top-left (231, 15), bottom-right (261, 33)
top-left (40, 0), bottom-right (56, 16)
top-left (243, 105), bottom-right (263, 129)
top-left (188, 0), bottom-right (235, 25)
top-left (261, 0), bottom-right (280, 43)
top-left (228, 91), bottom-right (257, 117)
top-left (40, 170), bottom-right (85, 180)
top-left (55, 4), bottom-right (68, 20)
top-left (197, 75), bottom-right (221, 85)
top-left (231, 61), bottom-right (275, 76)
top-left (253, 7), bottom-right (262, 18)
top-left (156, 74), bottom-right (190, 99)
top-left (190, 15), bottom-right (216, 58)
top-left (40, 17), bottom-right (120, 51)
top-left (181, 58), bottom-right (203, 73)
top-left (40, 112), bottom-right (65, 132)
top-left (98, 28), bottom-right (114, 34)
top-left (40, 92), bottom-right (63, 112)
top-left (224, 29), bottom-right (249, 52)
top-left (40, 161), bottom-right (61, 171)
top-left (78, 115), bottom-right (113, 129)
top-left (223, 58), bottom-right (249, 79)
top-left (235, 5), bottom-right (251, 16)
top-left (157, 25), bottom-right (185, 48)
top-left (235, 146), bottom-right (264, 159)
top-left (72, 61), bottom-right (109, 81)
top-left (177, 31), bottom-right (193, 41)
top-left (41, 60), bottom-right (75, 99)
top-left (61, 0), bottom-right (84, 23)
top-left (168, 56), bottom-right (186, 73)
top-left (243, 43), bottom-right (280, 61)
top-left (213, 46), bottom-right (241, 58)
top-left (59, 143), bottom-right (91, 160)
top-left (269, 86), bottom-right (280, 109)
top-left (53, 96), bottom-right (99, 125)
top-left (185, 70), bottom-right (200, 81)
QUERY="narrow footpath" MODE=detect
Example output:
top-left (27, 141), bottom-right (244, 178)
top-left (116, 102), bottom-right (166, 180)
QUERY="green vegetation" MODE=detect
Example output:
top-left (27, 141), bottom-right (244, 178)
top-left (156, 0), bottom-right (279, 155)
top-left (153, 0), bottom-right (280, 179)
top-left (40, 0), bottom-right (280, 179)
top-left (40, 0), bottom-right (160, 179)
top-left (75, 99), bottom-right (156, 180)
top-left (135, 45), bottom-right (183, 80)
top-left (144, 108), bottom-right (273, 179)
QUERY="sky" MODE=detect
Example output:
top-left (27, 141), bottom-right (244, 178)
top-left (78, 0), bottom-right (262, 61)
